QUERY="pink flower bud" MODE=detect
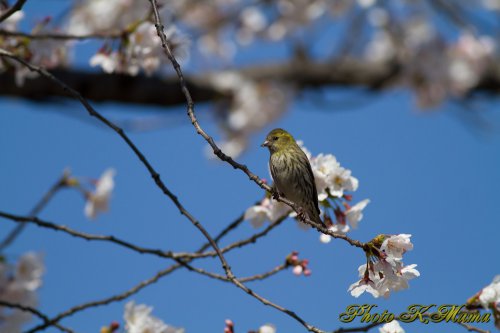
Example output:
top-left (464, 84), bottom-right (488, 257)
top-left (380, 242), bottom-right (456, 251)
top-left (343, 194), bottom-right (353, 201)
top-left (324, 214), bottom-right (333, 227)
top-left (225, 319), bottom-right (233, 327)
top-left (334, 208), bottom-right (346, 225)
top-left (110, 322), bottom-right (120, 332)
top-left (303, 269), bottom-right (312, 276)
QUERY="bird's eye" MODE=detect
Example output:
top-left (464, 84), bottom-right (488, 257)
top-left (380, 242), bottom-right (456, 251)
top-left (272, 136), bottom-right (279, 141)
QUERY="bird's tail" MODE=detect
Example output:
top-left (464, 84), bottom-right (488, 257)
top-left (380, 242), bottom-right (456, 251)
top-left (307, 207), bottom-right (324, 227)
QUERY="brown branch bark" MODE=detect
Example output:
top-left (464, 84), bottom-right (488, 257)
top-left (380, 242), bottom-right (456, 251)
top-left (0, 29), bottom-right (124, 40)
top-left (0, 301), bottom-right (74, 333)
top-left (23, 210), bottom-right (251, 333)
top-left (1, 60), bottom-right (500, 107)
top-left (0, 209), bottom-right (286, 260)
top-left (0, 0), bottom-right (27, 23)
top-left (149, 2), bottom-right (328, 332)
top-left (0, 68), bottom-right (219, 106)
top-left (0, 171), bottom-right (68, 252)
top-left (1, 35), bottom-right (364, 333)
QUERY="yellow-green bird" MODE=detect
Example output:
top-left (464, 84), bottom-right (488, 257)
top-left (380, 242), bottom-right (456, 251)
top-left (261, 128), bottom-right (323, 226)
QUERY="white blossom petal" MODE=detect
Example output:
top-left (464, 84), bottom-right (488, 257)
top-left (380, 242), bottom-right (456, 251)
top-left (85, 168), bottom-right (116, 219)
top-left (345, 199), bottom-right (370, 229)
top-left (379, 320), bottom-right (405, 333)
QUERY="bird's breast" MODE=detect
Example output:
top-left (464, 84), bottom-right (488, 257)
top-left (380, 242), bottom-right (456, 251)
top-left (270, 153), bottom-right (301, 202)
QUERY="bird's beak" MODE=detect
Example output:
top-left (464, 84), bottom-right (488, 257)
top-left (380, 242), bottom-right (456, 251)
top-left (261, 140), bottom-right (270, 148)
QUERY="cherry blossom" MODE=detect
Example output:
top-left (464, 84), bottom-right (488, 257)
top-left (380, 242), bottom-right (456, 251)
top-left (349, 235), bottom-right (419, 298)
top-left (478, 275), bottom-right (500, 310)
top-left (244, 197), bottom-right (291, 228)
top-left (0, 10), bottom-right (24, 31)
top-left (84, 168), bottom-right (116, 219)
top-left (345, 199), bottom-right (370, 229)
top-left (124, 301), bottom-right (184, 333)
top-left (379, 320), bottom-right (405, 333)
top-left (0, 253), bottom-right (44, 333)
top-left (259, 324), bottom-right (276, 333)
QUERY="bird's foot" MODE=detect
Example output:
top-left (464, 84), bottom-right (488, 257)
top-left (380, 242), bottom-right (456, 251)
top-left (297, 207), bottom-right (307, 222)
top-left (271, 189), bottom-right (282, 200)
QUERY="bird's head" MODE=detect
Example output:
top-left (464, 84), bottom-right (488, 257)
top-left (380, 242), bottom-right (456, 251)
top-left (261, 128), bottom-right (295, 153)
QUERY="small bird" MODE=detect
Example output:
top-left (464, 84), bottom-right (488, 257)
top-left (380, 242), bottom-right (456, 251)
top-left (261, 128), bottom-right (323, 226)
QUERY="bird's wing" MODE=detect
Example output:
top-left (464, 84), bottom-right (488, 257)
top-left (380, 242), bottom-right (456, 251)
top-left (301, 150), bottom-right (321, 215)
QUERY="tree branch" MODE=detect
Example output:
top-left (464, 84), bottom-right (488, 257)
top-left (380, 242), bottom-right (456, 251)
top-left (149, 2), bottom-right (327, 332)
top-left (176, 261), bottom-right (288, 283)
top-left (24, 209), bottom-right (265, 332)
top-left (0, 171), bottom-right (67, 252)
top-left (0, 300), bottom-right (74, 333)
top-left (0, 210), bottom-right (285, 261)
top-left (1, 59), bottom-right (500, 107)
top-left (0, 0), bottom-right (26, 23)
top-left (0, 210), bottom-right (179, 259)
top-left (0, 29), bottom-right (124, 40)
top-left (24, 265), bottom-right (177, 333)
top-left (0, 68), bottom-right (219, 106)
top-left (1, 26), bottom-right (361, 332)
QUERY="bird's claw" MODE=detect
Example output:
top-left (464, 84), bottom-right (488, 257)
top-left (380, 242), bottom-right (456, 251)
top-left (271, 189), bottom-right (281, 200)
top-left (297, 207), bottom-right (307, 222)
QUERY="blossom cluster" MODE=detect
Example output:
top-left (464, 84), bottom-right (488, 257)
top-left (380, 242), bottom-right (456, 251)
top-left (89, 24), bottom-right (189, 76)
top-left (286, 251), bottom-right (311, 277)
top-left (361, 3), bottom-right (496, 108)
top-left (69, 0), bottom-right (189, 76)
top-left (244, 141), bottom-right (370, 242)
top-left (348, 234), bottom-right (419, 298)
top-left (0, 1), bottom-right (189, 83)
top-left (0, 10), bottom-right (70, 85)
top-left (0, 253), bottom-right (44, 333)
top-left (467, 275), bottom-right (500, 329)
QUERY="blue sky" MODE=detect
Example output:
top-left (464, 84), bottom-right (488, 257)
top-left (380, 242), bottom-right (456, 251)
top-left (1, 2), bottom-right (500, 333)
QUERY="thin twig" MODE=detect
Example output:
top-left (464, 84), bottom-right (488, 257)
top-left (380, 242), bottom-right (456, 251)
top-left (0, 172), bottom-right (67, 252)
top-left (2, 14), bottom-right (352, 332)
top-left (24, 210), bottom-right (257, 332)
top-left (457, 322), bottom-right (490, 333)
top-left (176, 215), bottom-right (287, 259)
top-left (23, 265), bottom-right (177, 333)
top-left (0, 209), bottom-right (284, 261)
top-left (177, 260), bottom-right (288, 283)
top-left (0, 29), bottom-right (124, 40)
top-left (0, 48), bottom-right (194, 232)
top-left (0, 301), bottom-right (74, 333)
top-left (0, 0), bottom-right (26, 23)
top-left (0, 211), bottom-right (180, 259)
top-left (213, 212), bottom-right (246, 244)
top-left (333, 322), bottom-right (382, 333)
